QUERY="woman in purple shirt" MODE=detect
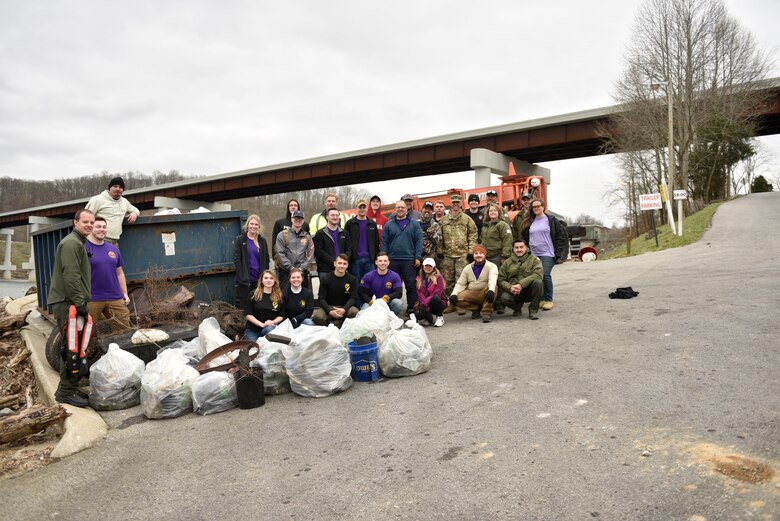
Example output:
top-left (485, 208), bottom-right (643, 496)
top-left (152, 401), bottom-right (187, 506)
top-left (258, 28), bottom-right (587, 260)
top-left (520, 199), bottom-right (567, 311)
top-left (233, 214), bottom-right (270, 311)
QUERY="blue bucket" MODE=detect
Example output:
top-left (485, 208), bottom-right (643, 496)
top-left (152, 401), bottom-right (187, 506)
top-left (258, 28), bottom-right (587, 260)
top-left (348, 341), bottom-right (380, 382)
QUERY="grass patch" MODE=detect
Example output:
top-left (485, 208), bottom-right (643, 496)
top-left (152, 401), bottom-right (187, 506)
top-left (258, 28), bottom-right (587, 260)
top-left (603, 201), bottom-right (725, 259)
top-left (10, 241), bottom-right (31, 269)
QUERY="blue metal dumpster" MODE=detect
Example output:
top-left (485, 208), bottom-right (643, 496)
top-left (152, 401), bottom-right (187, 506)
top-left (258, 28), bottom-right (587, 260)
top-left (32, 210), bottom-right (247, 312)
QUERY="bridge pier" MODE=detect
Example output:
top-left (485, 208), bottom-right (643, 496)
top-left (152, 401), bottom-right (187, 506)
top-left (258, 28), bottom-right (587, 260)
top-left (470, 149), bottom-right (551, 186)
top-left (0, 228), bottom-right (16, 280)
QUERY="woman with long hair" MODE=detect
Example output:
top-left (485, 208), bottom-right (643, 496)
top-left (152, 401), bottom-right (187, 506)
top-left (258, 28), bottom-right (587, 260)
top-left (234, 214), bottom-right (270, 310)
top-left (415, 257), bottom-right (446, 327)
top-left (519, 199), bottom-right (567, 310)
top-left (282, 268), bottom-right (315, 328)
top-left (243, 270), bottom-right (285, 341)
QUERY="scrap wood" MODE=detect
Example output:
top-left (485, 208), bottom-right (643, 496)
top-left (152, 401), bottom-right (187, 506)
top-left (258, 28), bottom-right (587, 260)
top-left (0, 311), bottom-right (31, 334)
top-left (0, 404), bottom-right (69, 444)
top-left (8, 347), bottom-right (31, 368)
top-left (0, 394), bottom-right (20, 408)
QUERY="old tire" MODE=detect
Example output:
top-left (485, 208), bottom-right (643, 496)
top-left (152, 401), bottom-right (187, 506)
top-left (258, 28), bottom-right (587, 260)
top-left (45, 325), bottom-right (63, 372)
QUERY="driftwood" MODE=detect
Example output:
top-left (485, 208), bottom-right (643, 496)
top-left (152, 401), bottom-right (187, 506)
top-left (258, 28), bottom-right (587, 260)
top-left (0, 404), bottom-right (69, 444)
top-left (0, 394), bottom-right (20, 407)
top-left (8, 346), bottom-right (31, 368)
top-left (0, 311), bottom-right (31, 334)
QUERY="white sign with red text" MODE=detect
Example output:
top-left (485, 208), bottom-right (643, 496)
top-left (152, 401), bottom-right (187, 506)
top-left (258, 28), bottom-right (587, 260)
top-left (639, 193), bottom-right (663, 211)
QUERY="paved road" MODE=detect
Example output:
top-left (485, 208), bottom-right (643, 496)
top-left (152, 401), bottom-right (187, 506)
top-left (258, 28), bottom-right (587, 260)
top-left (3, 193), bottom-right (779, 520)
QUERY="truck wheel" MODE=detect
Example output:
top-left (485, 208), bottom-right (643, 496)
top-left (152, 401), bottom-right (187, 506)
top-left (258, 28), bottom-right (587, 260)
top-left (45, 325), bottom-right (63, 372)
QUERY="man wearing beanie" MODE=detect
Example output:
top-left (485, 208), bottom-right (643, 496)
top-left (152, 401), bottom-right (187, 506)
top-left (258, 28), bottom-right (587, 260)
top-left (86, 176), bottom-right (140, 244)
top-left (448, 244), bottom-right (498, 323)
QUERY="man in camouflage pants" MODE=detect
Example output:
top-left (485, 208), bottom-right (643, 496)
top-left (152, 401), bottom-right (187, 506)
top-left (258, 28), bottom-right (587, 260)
top-left (439, 194), bottom-right (478, 313)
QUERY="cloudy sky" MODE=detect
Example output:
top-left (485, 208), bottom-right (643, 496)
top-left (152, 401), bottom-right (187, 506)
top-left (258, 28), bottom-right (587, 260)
top-left (1, 0), bottom-right (778, 225)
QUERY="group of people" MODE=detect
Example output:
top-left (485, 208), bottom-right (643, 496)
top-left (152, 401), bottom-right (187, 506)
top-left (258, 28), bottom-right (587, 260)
top-left (46, 179), bottom-right (567, 408)
top-left (48, 177), bottom-right (140, 407)
top-left (233, 189), bottom-right (568, 341)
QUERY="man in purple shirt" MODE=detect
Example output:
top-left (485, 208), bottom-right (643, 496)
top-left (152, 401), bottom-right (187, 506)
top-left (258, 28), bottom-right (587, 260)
top-left (345, 198), bottom-right (380, 307)
top-left (358, 252), bottom-right (404, 316)
top-left (85, 217), bottom-right (131, 331)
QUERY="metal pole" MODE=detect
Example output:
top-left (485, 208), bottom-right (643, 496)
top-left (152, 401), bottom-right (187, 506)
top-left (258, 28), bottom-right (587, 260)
top-left (677, 199), bottom-right (683, 236)
top-left (653, 211), bottom-right (659, 248)
top-left (665, 85), bottom-right (677, 236)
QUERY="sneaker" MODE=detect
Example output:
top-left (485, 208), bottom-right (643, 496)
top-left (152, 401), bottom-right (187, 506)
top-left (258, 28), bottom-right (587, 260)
top-left (55, 390), bottom-right (89, 408)
top-left (539, 300), bottom-right (548, 309)
top-left (482, 314), bottom-right (493, 323)
top-left (543, 301), bottom-right (554, 310)
top-left (529, 310), bottom-right (539, 320)
top-left (434, 316), bottom-right (444, 327)
top-left (471, 311), bottom-right (481, 320)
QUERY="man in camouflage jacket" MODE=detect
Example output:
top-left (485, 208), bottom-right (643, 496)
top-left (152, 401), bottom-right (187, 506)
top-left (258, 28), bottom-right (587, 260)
top-left (439, 194), bottom-right (478, 308)
top-left (419, 201), bottom-right (441, 260)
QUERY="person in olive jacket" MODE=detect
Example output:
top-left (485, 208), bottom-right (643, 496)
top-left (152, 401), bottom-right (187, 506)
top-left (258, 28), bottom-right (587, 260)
top-left (497, 239), bottom-right (544, 320)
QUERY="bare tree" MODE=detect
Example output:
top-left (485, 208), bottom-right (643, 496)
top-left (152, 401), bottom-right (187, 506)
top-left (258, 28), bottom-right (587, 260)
top-left (605, 0), bottom-right (773, 222)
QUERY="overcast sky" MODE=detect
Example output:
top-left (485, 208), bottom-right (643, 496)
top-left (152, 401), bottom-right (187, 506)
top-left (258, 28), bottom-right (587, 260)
top-left (1, 0), bottom-right (778, 225)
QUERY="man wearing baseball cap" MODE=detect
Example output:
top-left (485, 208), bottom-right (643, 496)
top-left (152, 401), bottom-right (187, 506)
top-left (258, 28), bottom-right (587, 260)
top-left (275, 209), bottom-right (315, 289)
top-left (465, 193), bottom-right (484, 241)
top-left (390, 193), bottom-right (422, 222)
top-left (439, 194), bottom-right (478, 310)
top-left (449, 244), bottom-right (498, 323)
top-left (486, 189), bottom-right (510, 222)
top-left (345, 198), bottom-right (380, 307)
top-left (86, 176), bottom-right (140, 244)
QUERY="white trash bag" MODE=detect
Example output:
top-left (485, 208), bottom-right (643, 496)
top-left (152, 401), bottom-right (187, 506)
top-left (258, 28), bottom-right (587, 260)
top-left (282, 324), bottom-right (352, 398)
top-left (141, 349), bottom-right (200, 419)
top-left (378, 316), bottom-right (433, 377)
top-left (340, 298), bottom-right (403, 346)
top-left (191, 372), bottom-right (237, 415)
top-left (198, 317), bottom-right (235, 368)
top-left (88, 343), bottom-right (145, 410)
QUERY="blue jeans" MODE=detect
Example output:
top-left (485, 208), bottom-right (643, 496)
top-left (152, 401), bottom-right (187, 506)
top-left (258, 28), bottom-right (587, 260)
top-left (539, 255), bottom-right (555, 301)
top-left (350, 256), bottom-right (375, 307)
top-left (293, 318), bottom-right (315, 328)
top-left (243, 325), bottom-right (276, 342)
top-left (389, 259), bottom-right (418, 309)
top-left (361, 298), bottom-right (404, 316)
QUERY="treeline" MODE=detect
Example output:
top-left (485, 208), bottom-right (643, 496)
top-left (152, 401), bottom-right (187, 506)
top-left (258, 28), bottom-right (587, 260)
top-left (0, 170), bottom-right (189, 212)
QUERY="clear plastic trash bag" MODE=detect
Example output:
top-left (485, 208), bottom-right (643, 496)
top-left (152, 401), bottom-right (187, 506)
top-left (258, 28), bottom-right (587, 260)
top-left (378, 315), bottom-right (433, 377)
top-left (281, 324), bottom-right (352, 398)
top-left (191, 371), bottom-right (238, 415)
top-left (88, 343), bottom-right (146, 410)
top-left (141, 349), bottom-right (200, 419)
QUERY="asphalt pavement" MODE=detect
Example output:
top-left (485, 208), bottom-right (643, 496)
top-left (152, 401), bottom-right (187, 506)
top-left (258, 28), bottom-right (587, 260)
top-left (2, 193), bottom-right (779, 520)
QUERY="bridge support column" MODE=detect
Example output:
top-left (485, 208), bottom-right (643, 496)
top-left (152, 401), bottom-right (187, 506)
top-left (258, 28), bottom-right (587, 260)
top-left (21, 223), bottom-right (40, 282)
top-left (470, 149), bottom-right (551, 185)
top-left (0, 228), bottom-right (16, 280)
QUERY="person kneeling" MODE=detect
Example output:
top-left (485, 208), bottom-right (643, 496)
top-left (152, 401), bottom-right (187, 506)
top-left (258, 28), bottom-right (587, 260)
top-left (415, 257), bottom-right (445, 327)
top-left (358, 252), bottom-right (404, 316)
top-left (312, 254), bottom-right (359, 327)
top-left (497, 239), bottom-right (544, 320)
top-left (448, 244), bottom-right (498, 323)
top-left (283, 268), bottom-right (315, 328)
top-left (243, 270), bottom-right (285, 341)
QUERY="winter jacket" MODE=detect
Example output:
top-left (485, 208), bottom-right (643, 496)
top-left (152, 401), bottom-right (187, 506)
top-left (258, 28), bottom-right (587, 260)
top-left (271, 203), bottom-right (310, 256)
top-left (344, 216), bottom-right (380, 261)
top-left (47, 230), bottom-right (91, 307)
top-left (521, 214), bottom-right (568, 262)
top-left (275, 227), bottom-right (314, 271)
top-left (497, 251), bottom-right (543, 292)
top-left (313, 227), bottom-right (352, 273)
top-left (380, 217), bottom-right (423, 262)
top-left (85, 190), bottom-right (140, 240)
top-left (452, 260), bottom-right (498, 295)
top-left (440, 211), bottom-right (478, 258)
top-left (416, 274), bottom-right (445, 311)
top-left (419, 217), bottom-right (442, 259)
top-left (481, 219), bottom-right (513, 259)
top-left (233, 233), bottom-right (270, 288)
